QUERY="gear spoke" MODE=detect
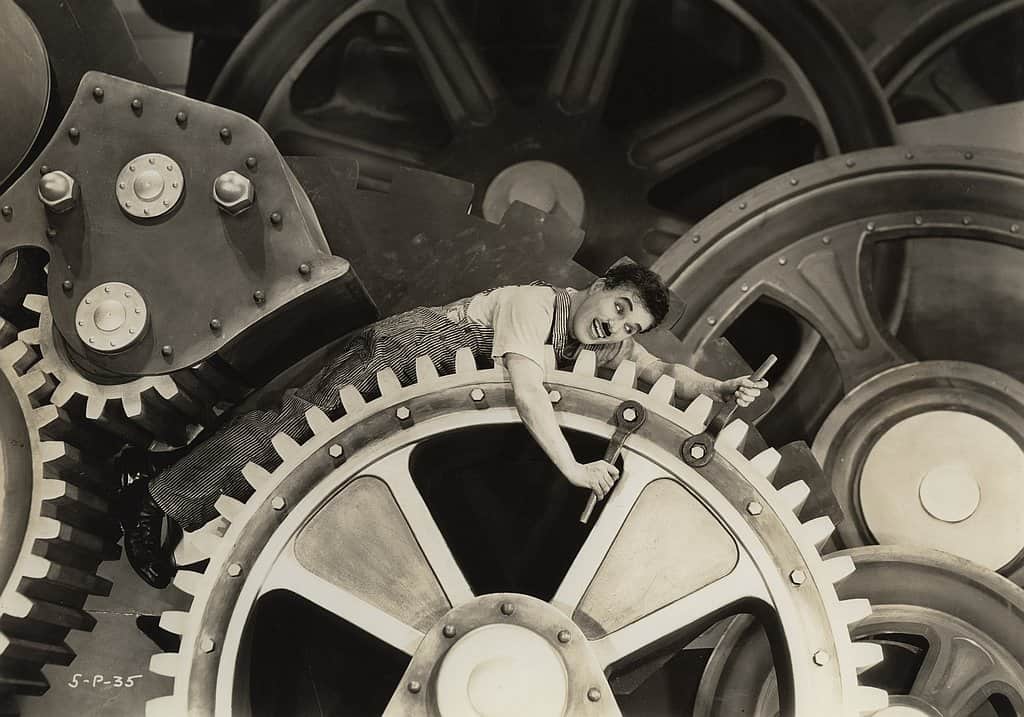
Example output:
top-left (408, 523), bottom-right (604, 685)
top-left (387, 0), bottom-right (501, 130)
top-left (260, 546), bottom-right (425, 656)
top-left (589, 556), bottom-right (767, 671)
top-left (547, 0), bottom-right (637, 116)
top-left (912, 624), bottom-right (1010, 715)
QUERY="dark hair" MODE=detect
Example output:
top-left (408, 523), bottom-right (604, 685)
top-left (601, 263), bottom-right (670, 330)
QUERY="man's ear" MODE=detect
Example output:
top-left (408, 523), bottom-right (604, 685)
top-left (588, 278), bottom-right (605, 294)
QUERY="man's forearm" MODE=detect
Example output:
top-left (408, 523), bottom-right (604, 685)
top-left (640, 360), bottom-right (721, 401)
top-left (513, 383), bottom-right (578, 477)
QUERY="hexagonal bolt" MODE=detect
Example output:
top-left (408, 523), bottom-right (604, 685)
top-left (396, 406), bottom-right (411, 421)
top-left (200, 637), bottom-right (216, 654)
top-left (227, 563), bottom-right (243, 578)
top-left (688, 444), bottom-right (707, 461)
top-left (271, 496), bottom-right (287, 511)
top-left (746, 501), bottom-right (763, 516)
top-left (38, 171), bottom-right (78, 213)
top-left (812, 650), bottom-right (830, 667)
top-left (789, 569), bottom-right (806, 586)
top-left (328, 444), bottom-right (344, 460)
top-left (470, 388), bottom-right (485, 402)
top-left (622, 408), bottom-right (638, 422)
top-left (213, 171), bottom-right (255, 215)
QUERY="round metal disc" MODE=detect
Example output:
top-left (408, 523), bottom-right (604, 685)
top-left (482, 161), bottom-right (585, 227)
top-left (0, 2), bottom-right (49, 188)
top-left (115, 153), bottom-right (185, 220)
top-left (74, 282), bottom-right (149, 353)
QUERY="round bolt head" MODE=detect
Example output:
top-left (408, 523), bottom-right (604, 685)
top-left (789, 569), bottom-right (806, 586)
top-left (161, 345), bottom-right (174, 357)
top-left (557, 630), bottom-right (571, 644)
top-left (269, 211), bottom-right (283, 226)
top-left (227, 563), bottom-right (243, 577)
top-left (442, 624), bottom-right (457, 638)
top-left (92, 86), bottom-right (104, 100)
top-left (500, 601), bottom-right (515, 616)
top-left (253, 289), bottom-right (266, 304)
top-left (271, 496), bottom-right (287, 511)
top-left (62, 279), bottom-right (73, 291)
top-left (0, 206), bottom-right (11, 218)
top-left (131, 98), bottom-right (143, 112)
top-left (213, 171), bottom-right (254, 215)
top-left (298, 262), bottom-right (311, 276)
top-left (470, 388), bottom-right (485, 402)
top-left (396, 406), bottom-right (411, 421)
top-left (407, 681), bottom-right (422, 694)
top-left (587, 688), bottom-right (601, 702)
top-left (175, 110), bottom-right (188, 126)
top-left (813, 650), bottom-right (830, 666)
top-left (200, 637), bottom-right (215, 654)
top-left (746, 501), bottom-right (763, 516)
top-left (328, 444), bottom-right (344, 459)
top-left (38, 171), bottom-right (77, 213)
top-left (245, 156), bottom-right (258, 170)
top-left (45, 227), bottom-right (57, 239)
top-left (68, 127), bottom-right (80, 140)
top-left (219, 127), bottom-right (231, 141)
top-left (209, 318), bottom-right (222, 331)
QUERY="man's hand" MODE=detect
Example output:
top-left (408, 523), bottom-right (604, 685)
top-left (566, 460), bottom-right (620, 499)
top-left (715, 375), bottom-right (768, 407)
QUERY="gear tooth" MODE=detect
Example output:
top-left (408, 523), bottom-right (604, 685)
top-left (153, 377), bottom-right (179, 401)
top-left (173, 527), bottom-right (221, 566)
top-left (146, 696), bottom-right (183, 717)
top-left (750, 448), bottom-right (781, 481)
top-left (41, 477), bottom-right (69, 501)
top-left (852, 642), bottom-right (885, 673)
top-left (241, 462), bottom-right (272, 489)
top-left (376, 367), bottom-right (402, 396)
top-left (572, 350), bottom-right (597, 376)
top-left (159, 611), bottom-right (188, 635)
top-left (149, 653), bottom-right (179, 678)
top-left (18, 327), bottom-right (42, 347)
top-left (36, 517), bottom-right (61, 540)
top-left (214, 494), bottom-right (246, 521)
top-left (683, 394), bottom-right (714, 428)
top-left (648, 374), bottom-right (675, 402)
top-left (612, 359), bottom-right (637, 387)
top-left (715, 419), bottom-right (748, 451)
top-left (85, 394), bottom-right (107, 420)
top-left (777, 480), bottom-right (810, 514)
top-left (855, 686), bottom-right (889, 713)
top-left (542, 346), bottom-right (557, 372)
top-left (270, 433), bottom-right (301, 461)
top-left (823, 555), bottom-right (856, 584)
top-left (39, 440), bottom-right (67, 466)
top-left (339, 385), bottom-right (366, 414)
top-left (415, 355), bottom-right (439, 382)
top-left (23, 293), bottom-right (46, 314)
top-left (801, 516), bottom-right (836, 549)
top-left (839, 598), bottom-right (872, 626)
top-left (172, 570), bottom-right (203, 596)
top-left (455, 347), bottom-right (476, 374)
top-left (304, 407), bottom-right (332, 436)
top-left (0, 341), bottom-right (31, 372)
top-left (19, 555), bottom-right (51, 579)
top-left (50, 381), bottom-right (75, 408)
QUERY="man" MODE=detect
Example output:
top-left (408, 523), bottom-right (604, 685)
top-left (121, 264), bottom-right (766, 587)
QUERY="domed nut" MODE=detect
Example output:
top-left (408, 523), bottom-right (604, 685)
top-left (38, 170), bottom-right (78, 213)
top-left (212, 171), bottom-right (255, 215)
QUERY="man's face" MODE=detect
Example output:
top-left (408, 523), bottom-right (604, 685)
top-left (571, 281), bottom-right (656, 344)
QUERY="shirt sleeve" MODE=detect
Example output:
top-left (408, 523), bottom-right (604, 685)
top-left (490, 287), bottom-right (556, 371)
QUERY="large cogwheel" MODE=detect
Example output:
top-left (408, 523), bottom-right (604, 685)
top-left (0, 316), bottom-right (120, 698)
top-left (146, 348), bottom-right (885, 715)
top-left (18, 294), bottom-right (244, 448)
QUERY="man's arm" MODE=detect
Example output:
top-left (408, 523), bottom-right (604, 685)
top-left (633, 350), bottom-right (766, 407)
top-left (505, 353), bottom-right (619, 498)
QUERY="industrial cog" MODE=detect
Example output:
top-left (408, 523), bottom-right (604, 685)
top-left (0, 316), bottom-right (120, 699)
top-left (145, 347), bottom-right (886, 715)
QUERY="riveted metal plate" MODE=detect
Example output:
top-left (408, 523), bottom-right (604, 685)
top-left (115, 153), bottom-right (184, 220)
top-left (74, 281), bottom-right (148, 352)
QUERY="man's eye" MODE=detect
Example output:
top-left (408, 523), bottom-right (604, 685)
top-left (615, 303), bottom-right (623, 313)
top-left (625, 325), bottom-right (635, 335)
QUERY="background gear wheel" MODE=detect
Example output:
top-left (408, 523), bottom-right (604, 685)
top-left (0, 317), bottom-right (121, 699)
top-left (206, 0), bottom-right (893, 273)
top-left (145, 347), bottom-right (884, 715)
top-left (695, 545), bottom-right (1024, 716)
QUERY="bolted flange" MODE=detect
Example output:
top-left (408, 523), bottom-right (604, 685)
top-left (74, 282), bottom-right (149, 353)
top-left (38, 171), bottom-right (78, 213)
top-left (116, 153), bottom-right (184, 220)
top-left (213, 170), bottom-right (255, 215)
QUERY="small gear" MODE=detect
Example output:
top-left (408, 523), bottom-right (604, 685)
top-left (19, 293), bottom-right (242, 447)
top-left (146, 347), bottom-right (885, 715)
top-left (0, 314), bottom-right (120, 698)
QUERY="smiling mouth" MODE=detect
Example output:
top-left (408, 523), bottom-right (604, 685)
top-left (592, 319), bottom-right (609, 340)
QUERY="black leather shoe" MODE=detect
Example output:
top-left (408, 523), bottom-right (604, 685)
top-left (120, 473), bottom-right (177, 589)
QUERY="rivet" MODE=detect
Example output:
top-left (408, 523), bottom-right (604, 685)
top-left (143, 208), bottom-right (150, 215)
top-left (470, 388), bottom-right (485, 402)
top-left (298, 263), bottom-right (311, 276)
top-left (148, 157), bottom-right (155, 165)
top-left (740, 284), bottom-right (749, 292)
top-left (0, 206), bottom-right (11, 218)
top-left (167, 164), bottom-right (173, 172)
top-left (209, 318), bottom-right (222, 331)
top-left (587, 688), bottom-right (601, 702)
top-left (396, 406), bottom-right (411, 421)
top-left (691, 234), bottom-right (700, 244)
top-left (866, 222), bottom-right (876, 232)
top-left (110, 340), bottom-right (116, 347)
top-left (905, 151), bottom-right (914, 160)
top-left (778, 257), bottom-right (787, 265)
top-left (789, 569), bottom-right (806, 586)
top-left (407, 681), bottom-right (422, 694)
top-left (131, 98), bottom-right (143, 113)
top-left (119, 181), bottom-right (127, 189)
top-left (104, 286), bottom-right (111, 293)
top-left (442, 624), bottom-right (457, 638)
top-left (813, 650), bottom-right (830, 666)
top-left (789, 177), bottom-right (798, 186)
top-left (161, 345), bottom-right (174, 357)
top-left (253, 290), bottom-right (266, 304)
top-left (78, 320), bottom-right (84, 326)
top-left (245, 156), bottom-right (258, 170)
top-left (845, 158), bottom-right (855, 168)
top-left (500, 602), bottom-right (515, 616)
top-left (219, 127), bottom-right (231, 142)
top-left (92, 87), bottom-right (104, 101)
top-left (88, 336), bottom-right (95, 344)
top-left (227, 563), bottom-right (243, 577)
top-left (622, 407), bottom-right (638, 422)
top-left (821, 236), bottom-right (831, 244)
top-left (68, 127), bottom-right (80, 141)
top-left (328, 444), bottom-right (344, 459)
top-left (45, 227), bottom-right (56, 239)
top-left (964, 151), bottom-right (974, 160)
top-left (548, 390), bottom-right (562, 404)
top-left (128, 328), bottom-right (135, 334)
top-left (557, 630), bottom-right (571, 644)
top-left (962, 216), bottom-right (971, 225)
top-left (706, 317), bottom-right (716, 326)
top-left (39, 165), bottom-right (49, 175)
top-left (163, 200), bottom-right (170, 206)
top-left (85, 298), bottom-right (92, 304)
top-left (129, 164), bottom-right (136, 172)
top-left (62, 279), bottom-right (73, 291)
top-left (200, 637), bottom-right (215, 654)
top-left (172, 182), bottom-right (179, 189)
top-left (175, 111), bottom-right (188, 126)
top-left (135, 307), bottom-right (142, 314)
top-left (738, 201), bottom-right (747, 210)
top-left (270, 211), bottom-right (283, 226)
top-left (1012, 224), bottom-right (1020, 233)
top-left (914, 216), bottom-right (923, 225)
top-left (271, 496), bottom-right (286, 511)
top-left (746, 501), bottom-right (763, 516)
